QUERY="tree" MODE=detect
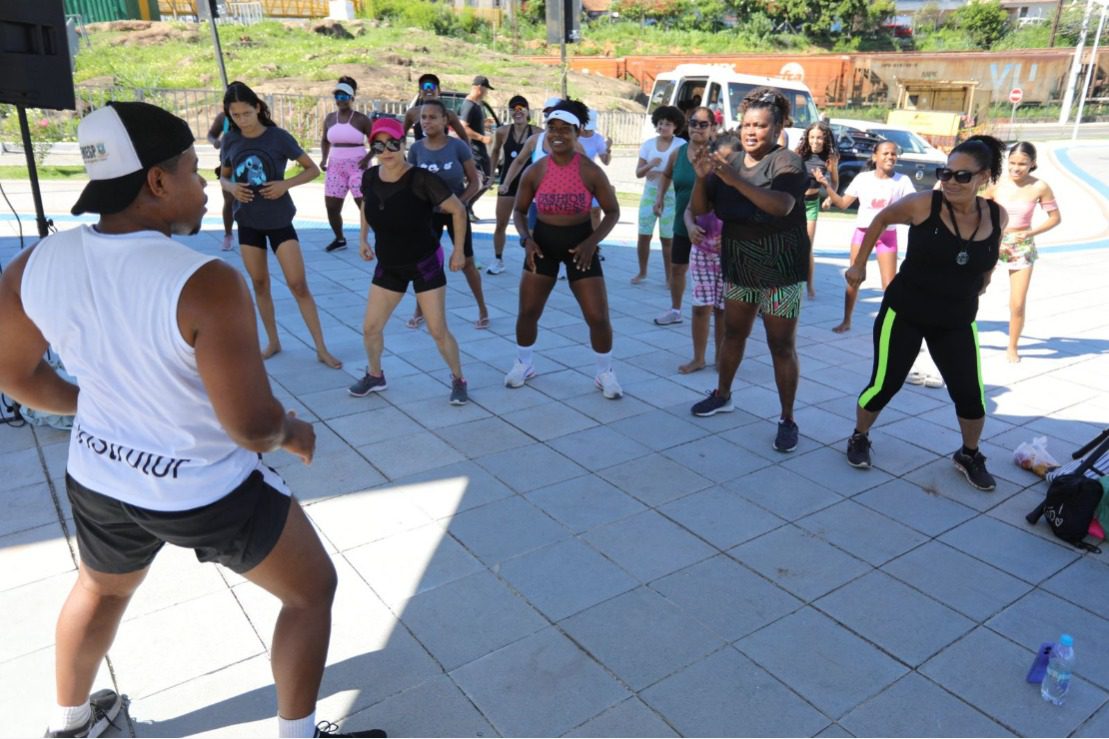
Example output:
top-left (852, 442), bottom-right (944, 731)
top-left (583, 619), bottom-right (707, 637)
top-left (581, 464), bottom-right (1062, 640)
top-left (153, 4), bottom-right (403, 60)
top-left (950, 0), bottom-right (1010, 48)
top-left (915, 0), bottom-right (943, 32)
top-left (773, 0), bottom-right (894, 36)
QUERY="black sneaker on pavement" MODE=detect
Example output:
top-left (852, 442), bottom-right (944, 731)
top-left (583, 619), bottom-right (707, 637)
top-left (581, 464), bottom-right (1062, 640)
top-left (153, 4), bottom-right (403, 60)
top-left (325, 238), bottom-right (348, 253)
top-left (349, 372), bottom-right (387, 397)
top-left (450, 376), bottom-right (469, 405)
top-left (774, 419), bottom-right (799, 453)
top-left (691, 389), bottom-right (734, 417)
top-left (953, 449), bottom-right (996, 491)
top-left (44, 689), bottom-right (122, 738)
top-left (314, 720), bottom-right (387, 738)
top-left (846, 431), bottom-right (872, 468)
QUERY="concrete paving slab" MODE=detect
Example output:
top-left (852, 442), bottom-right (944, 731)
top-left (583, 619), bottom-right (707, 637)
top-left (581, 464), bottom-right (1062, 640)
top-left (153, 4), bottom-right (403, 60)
top-left (729, 525), bottom-right (871, 602)
top-left (659, 486), bottom-right (785, 550)
top-left (525, 474), bottom-right (646, 534)
top-left (581, 510), bottom-right (717, 583)
top-left (563, 696), bottom-right (679, 738)
top-left (447, 495), bottom-right (570, 565)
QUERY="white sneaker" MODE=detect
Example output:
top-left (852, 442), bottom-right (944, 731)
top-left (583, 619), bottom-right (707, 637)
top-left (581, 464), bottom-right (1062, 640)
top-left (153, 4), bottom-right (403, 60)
top-left (486, 258), bottom-right (505, 275)
top-left (221, 234), bottom-right (234, 251)
top-left (595, 369), bottom-right (623, 399)
top-left (504, 360), bottom-right (537, 388)
top-left (653, 308), bottom-right (682, 326)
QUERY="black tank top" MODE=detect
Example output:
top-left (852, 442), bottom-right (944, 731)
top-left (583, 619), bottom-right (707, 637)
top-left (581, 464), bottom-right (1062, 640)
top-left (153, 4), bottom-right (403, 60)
top-left (887, 191), bottom-right (1001, 326)
top-left (500, 124), bottom-right (536, 184)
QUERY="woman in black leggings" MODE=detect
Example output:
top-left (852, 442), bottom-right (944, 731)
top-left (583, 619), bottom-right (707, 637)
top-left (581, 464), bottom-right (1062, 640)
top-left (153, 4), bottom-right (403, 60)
top-left (844, 136), bottom-right (1008, 491)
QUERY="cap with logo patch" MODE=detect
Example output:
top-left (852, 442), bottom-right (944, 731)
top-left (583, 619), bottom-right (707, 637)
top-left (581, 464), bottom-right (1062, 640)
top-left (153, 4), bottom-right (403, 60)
top-left (71, 101), bottom-right (197, 216)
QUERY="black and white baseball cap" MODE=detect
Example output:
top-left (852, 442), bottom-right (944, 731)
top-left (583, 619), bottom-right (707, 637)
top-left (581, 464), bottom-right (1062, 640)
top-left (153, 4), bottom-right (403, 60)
top-left (71, 101), bottom-right (196, 216)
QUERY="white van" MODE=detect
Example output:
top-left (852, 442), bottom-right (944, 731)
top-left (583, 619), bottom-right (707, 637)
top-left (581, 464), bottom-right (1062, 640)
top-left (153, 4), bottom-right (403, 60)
top-left (643, 64), bottom-right (820, 148)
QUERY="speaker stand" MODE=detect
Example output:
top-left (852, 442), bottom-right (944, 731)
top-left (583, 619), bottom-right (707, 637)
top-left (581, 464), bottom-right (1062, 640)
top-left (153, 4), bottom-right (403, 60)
top-left (17, 105), bottom-right (52, 239)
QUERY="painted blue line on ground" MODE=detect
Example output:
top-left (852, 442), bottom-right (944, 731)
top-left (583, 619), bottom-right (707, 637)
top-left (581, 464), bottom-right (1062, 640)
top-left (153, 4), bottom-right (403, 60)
top-left (1054, 143), bottom-right (1109, 201)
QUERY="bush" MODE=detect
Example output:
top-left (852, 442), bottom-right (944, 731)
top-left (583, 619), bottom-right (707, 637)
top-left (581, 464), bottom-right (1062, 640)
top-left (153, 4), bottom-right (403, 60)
top-left (949, 0), bottom-right (1010, 48)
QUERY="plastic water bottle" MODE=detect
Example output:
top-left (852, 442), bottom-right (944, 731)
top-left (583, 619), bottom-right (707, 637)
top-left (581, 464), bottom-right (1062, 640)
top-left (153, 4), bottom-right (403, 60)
top-left (1041, 634), bottom-right (1075, 705)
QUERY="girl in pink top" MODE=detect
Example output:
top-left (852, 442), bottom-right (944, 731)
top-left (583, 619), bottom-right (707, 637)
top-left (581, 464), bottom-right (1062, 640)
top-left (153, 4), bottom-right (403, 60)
top-left (985, 141), bottom-right (1061, 362)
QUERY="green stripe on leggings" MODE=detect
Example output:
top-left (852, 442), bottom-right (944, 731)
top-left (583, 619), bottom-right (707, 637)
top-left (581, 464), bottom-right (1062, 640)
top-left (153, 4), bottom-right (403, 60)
top-left (858, 306), bottom-right (897, 408)
top-left (972, 320), bottom-right (984, 411)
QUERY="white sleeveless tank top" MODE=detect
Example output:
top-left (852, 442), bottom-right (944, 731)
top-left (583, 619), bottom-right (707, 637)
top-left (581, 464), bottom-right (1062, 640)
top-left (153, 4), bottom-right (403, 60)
top-left (21, 226), bottom-right (260, 511)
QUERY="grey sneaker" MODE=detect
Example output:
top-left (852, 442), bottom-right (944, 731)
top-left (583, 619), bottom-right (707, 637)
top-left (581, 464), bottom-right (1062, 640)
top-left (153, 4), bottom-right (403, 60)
top-left (774, 419), bottom-right (799, 453)
top-left (691, 389), bottom-right (734, 417)
top-left (450, 376), bottom-right (469, 405)
top-left (44, 689), bottom-right (122, 738)
top-left (349, 372), bottom-right (387, 397)
top-left (846, 431), bottom-right (872, 468)
top-left (953, 449), bottom-right (996, 491)
top-left (653, 308), bottom-right (682, 326)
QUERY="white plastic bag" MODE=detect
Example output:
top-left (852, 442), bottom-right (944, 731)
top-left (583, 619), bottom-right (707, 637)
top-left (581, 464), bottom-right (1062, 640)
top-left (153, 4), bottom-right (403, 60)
top-left (1013, 436), bottom-right (1060, 478)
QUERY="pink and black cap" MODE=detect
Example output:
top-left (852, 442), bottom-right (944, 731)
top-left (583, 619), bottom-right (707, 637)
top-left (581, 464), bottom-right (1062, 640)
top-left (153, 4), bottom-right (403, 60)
top-left (71, 101), bottom-right (196, 216)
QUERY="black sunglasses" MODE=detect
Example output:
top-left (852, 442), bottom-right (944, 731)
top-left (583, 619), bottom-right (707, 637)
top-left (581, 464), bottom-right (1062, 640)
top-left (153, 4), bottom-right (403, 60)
top-left (687, 119), bottom-right (712, 129)
top-left (371, 138), bottom-right (403, 154)
top-left (936, 167), bottom-right (981, 184)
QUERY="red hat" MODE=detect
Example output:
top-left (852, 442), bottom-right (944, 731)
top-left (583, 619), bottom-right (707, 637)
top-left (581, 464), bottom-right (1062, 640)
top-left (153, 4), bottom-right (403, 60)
top-left (371, 117), bottom-right (404, 141)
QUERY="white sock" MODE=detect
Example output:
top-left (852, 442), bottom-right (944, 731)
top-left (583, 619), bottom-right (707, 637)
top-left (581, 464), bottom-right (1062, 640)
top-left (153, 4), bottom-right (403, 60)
top-left (517, 343), bottom-right (534, 367)
top-left (48, 703), bottom-right (91, 733)
top-left (278, 711), bottom-right (316, 738)
top-left (595, 350), bottom-right (613, 375)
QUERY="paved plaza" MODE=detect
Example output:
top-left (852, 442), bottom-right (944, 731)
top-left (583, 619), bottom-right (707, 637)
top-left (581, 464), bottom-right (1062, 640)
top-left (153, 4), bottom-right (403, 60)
top-left (1, 140), bottom-right (1108, 737)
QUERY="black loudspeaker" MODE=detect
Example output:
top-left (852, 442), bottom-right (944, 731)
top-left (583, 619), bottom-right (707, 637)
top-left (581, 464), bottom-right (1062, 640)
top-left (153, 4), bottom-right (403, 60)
top-left (0, 0), bottom-right (76, 111)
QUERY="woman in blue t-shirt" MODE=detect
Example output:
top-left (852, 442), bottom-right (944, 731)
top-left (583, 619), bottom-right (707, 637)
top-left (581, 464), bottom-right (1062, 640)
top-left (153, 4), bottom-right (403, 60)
top-left (219, 81), bottom-right (341, 369)
top-left (404, 99), bottom-right (489, 330)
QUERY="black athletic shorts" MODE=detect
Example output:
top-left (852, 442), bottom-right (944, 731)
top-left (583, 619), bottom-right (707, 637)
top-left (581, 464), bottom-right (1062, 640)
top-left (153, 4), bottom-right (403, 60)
top-left (433, 212), bottom-right (474, 259)
top-left (672, 234), bottom-right (692, 266)
top-left (373, 248), bottom-right (447, 294)
top-left (66, 469), bottom-right (291, 575)
top-left (531, 220), bottom-right (603, 282)
top-left (238, 223), bottom-right (298, 253)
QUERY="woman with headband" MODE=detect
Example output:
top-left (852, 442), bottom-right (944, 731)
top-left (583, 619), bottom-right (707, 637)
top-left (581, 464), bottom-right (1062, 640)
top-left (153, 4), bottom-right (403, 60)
top-left (688, 88), bottom-right (810, 455)
top-left (504, 99), bottom-right (624, 399)
top-left (319, 76), bottom-right (372, 253)
top-left (843, 136), bottom-right (1008, 491)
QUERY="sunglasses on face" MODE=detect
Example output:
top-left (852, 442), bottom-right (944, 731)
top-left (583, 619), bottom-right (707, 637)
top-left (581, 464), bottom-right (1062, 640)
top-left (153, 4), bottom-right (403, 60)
top-left (421, 83), bottom-right (437, 92)
top-left (371, 138), bottom-right (403, 154)
top-left (687, 119), bottom-right (712, 129)
top-left (334, 93), bottom-right (352, 102)
top-left (512, 105), bottom-right (527, 113)
top-left (936, 167), bottom-right (981, 183)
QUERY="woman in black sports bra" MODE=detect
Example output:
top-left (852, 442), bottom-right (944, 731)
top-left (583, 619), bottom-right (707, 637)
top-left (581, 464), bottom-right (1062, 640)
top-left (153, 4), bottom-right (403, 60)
top-left (842, 135), bottom-right (1009, 491)
top-left (488, 95), bottom-right (538, 275)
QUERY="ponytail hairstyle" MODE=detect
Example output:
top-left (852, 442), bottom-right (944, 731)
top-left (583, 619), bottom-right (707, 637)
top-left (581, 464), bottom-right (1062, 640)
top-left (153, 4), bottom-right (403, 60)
top-left (1009, 141), bottom-right (1038, 172)
top-left (796, 121), bottom-right (835, 161)
top-left (548, 98), bottom-right (590, 131)
top-left (951, 134), bottom-right (1005, 183)
top-left (864, 139), bottom-right (898, 172)
top-left (740, 87), bottom-right (791, 129)
top-left (338, 75), bottom-right (358, 94)
top-left (223, 81), bottom-right (276, 131)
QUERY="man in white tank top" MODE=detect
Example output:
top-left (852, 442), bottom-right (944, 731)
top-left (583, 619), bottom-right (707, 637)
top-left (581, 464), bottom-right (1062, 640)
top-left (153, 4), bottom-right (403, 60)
top-left (0, 103), bottom-right (379, 738)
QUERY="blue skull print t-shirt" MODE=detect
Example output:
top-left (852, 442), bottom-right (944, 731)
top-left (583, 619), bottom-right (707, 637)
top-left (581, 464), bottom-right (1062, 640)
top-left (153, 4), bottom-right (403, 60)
top-left (220, 125), bottom-right (306, 228)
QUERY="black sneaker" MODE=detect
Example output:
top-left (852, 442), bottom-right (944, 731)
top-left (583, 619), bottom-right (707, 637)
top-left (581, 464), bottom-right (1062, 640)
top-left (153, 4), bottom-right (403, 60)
top-left (44, 689), bottom-right (122, 738)
top-left (314, 720), bottom-right (387, 738)
top-left (846, 431), bottom-right (872, 468)
top-left (953, 449), bottom-right (996, 491)
top-left (325, 238), bottom-right (348, 253)
top-left (450, 376), bottom-right (469, 405)
top-left (774, 419), bottom-right (799, 453)
top-left (691, 389), bottom-right (734, 417)
top-left (349, 372), bottom-right (387, 397)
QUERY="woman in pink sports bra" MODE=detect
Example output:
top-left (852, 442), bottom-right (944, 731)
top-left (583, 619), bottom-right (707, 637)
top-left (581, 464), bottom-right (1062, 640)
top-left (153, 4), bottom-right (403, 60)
top-left (320, 76), bottom-right (372, 253)
top-left (984, 141), bottom-right (1061, 363)
top-left (503, 99), bottom-right (625, 399)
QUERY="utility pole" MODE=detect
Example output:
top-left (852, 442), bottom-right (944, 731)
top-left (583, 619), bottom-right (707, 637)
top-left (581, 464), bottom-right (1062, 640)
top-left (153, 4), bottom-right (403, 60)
top-left (559, 0), bottom-right (568, 98)
top-left (1059, 0), bottom-right (1095, 123)
top-left (1073, 0), bottom-right (1107, 138)
top-left (199, 0), bottom-right (229, 89)
top-left (1048, 0), bottom-right (1065, 46)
